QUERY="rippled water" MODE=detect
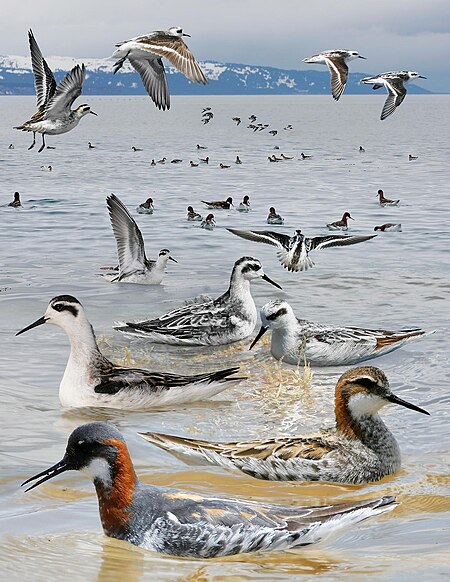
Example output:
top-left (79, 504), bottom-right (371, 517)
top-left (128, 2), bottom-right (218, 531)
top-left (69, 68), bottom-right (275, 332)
top-left (1, 95), bottom-right (449, 580)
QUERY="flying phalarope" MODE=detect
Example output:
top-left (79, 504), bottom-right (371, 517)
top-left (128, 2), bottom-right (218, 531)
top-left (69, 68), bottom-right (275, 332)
top-left (141, 366), bottom-right (430, 484)
top-left (104, 194), bottom-right (176, 285)
top-left (374, 223), bottom-right (402, 232)
top-left (14, 30), bottom-right (96, 152)
top-left (327, 212), bottom-right (354, 231)
top-left (136, 197), bottom-right (154, 214)
top-left (361, 71), bottom-right (426, 120)
top-left (111, 27), bottom-right (207, 110)
top-left (114, 257), bottom-right (281, 346)
top-left (232, 117), bottom-right (241, 125)
top-left (16, 297), bottom-right (243, 409)
top-left (8, 192), bottom-right (21, 207)
top-left (377, 189), bottom-right (400, 207)
top-left (187, 206), bottom-right (202, 221)
top-left (201, 197), bottom-right (233, 209)
top-left (249, 299), bottom-right (434, 366)
top-left (236, 196), bottom-right (250, 212)
top-left (201, 213), bottom-right (216, 230)
top-left (303, 50), bottom-right (366, 100)
top-left (267, 207), bottom-right (284, 224)
top-left (227, 228), bottom-right (375, 272)
top-left (23, 422), bottom-right (397, 556)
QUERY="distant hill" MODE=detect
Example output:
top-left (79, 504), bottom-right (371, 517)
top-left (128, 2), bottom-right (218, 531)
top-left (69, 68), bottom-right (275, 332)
top-left (0, 55), bottom-right (432, 96)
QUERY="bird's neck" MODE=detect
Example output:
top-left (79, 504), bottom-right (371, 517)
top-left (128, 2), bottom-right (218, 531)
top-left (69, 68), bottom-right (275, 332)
top-left (335, 399), bottom-right (395, 447)
top-left (228, 271), bottom-right (252, 300)
top-left (65, 319), bottom-right (103, 368)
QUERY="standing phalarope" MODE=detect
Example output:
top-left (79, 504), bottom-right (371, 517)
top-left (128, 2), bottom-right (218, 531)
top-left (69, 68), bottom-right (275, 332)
top-left (202, 197), bottom-right (233, 209)
top-left (249, 299), bottom-right (435, 366)
top-left (23, 422), bottom-right (398, 557)
top-left (374, 223), bottom-right (402, 232)
top-left (303, 50), bottom-right (366, 100)
top-left (187, 206), bottom-right (202, 221)
top-left (141, 366), bottom-right (430, 484)
top-left (361, 71), bottom-right (426, 120)
top-left (16, 296), bottom-right (243, 409)
top-left (136, 197), bottom-right (154, 214)
top-left (377, 189), bottom-right (400, 206)
top-left (267, 207), bottom-right (284, 224)
top-left (327, 212), bottom-right (354, 231)
top-left (201, 213), bottom-right (216, 230)
top-left (227, 228), bottom-right (376, 272)
top-left (8, 192), bottom-right (21, 208)
top-left (114, 257), bottom-right (281, 345)
top-left (14, 30), bottom-right (96, 152)
top-left (111, 27), bottom-right (207, 110)
top-left (104, 194), bottom-right (176, 285)
top-left (236, 196), bottom-right (250, 212)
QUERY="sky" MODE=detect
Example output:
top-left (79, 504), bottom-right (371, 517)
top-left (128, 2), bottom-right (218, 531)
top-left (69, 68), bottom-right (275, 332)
top-left (2, 0), bottom-right (450, 91)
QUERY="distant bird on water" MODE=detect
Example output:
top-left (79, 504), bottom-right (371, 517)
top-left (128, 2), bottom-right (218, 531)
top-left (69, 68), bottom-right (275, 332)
top-left (8, 192), bottom-right (21, 208)
top-left (377, 189), bottom-right (400, 207)
top-left (327, 212), bottom-right (354, 231)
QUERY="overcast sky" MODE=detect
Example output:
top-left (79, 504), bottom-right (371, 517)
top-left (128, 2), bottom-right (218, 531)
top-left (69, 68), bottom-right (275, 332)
top-left (3, 0), bottom-right (450, 91)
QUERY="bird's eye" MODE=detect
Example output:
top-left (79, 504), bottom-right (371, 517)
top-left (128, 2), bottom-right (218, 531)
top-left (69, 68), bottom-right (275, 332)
top-left (53, 303), bottom-right (63, 312)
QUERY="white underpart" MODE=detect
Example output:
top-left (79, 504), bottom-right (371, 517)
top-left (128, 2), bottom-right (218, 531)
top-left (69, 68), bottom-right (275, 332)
top-left (81, 458), bottom-right (112, 488)
top-left (347, 392), bottom-right (386, 418)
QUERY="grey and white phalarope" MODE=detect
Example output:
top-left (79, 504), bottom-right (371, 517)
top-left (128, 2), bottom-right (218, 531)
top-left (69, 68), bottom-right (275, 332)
top-left (8, 192), bottom-right (21, 208)
top-left (249, 299), bottom-right (435, 366)
top-left (267, 207), bottom-right (284, 224)
top-left (104, 194), bottom-right (176, 285)
top-left (23, 422), bottom-right (398, 557)
top-left (114, 257), bottom-right (281, 346)
top-left (377, 189), bottom-right (400, 206)
top-left (303, 49), bottom-right (366, 100)
top-left (14, 30), bottom-right (96, 152)
top-left (16, 296), bottom-right (243, 409)
top-left (374, 223), bottom-right (402, 232)
top-left (327, 212), bottom-right (354, 231)
top-left (201, 197), bottom-right (233, 209)
top-left (141, 366), bottom-right (430, 484)
top-left (201, 213), bottom-right (216, 230)
top-left (136, 197), bottom-right (154, 214)
top-left (187, 206), bottom-right (202, 221)
top-left (227, 228), bottom-right (375, 272)
top-left (112, 27), bottom-right (207, 110)
top-left (236, 196), bottom-right (250, 212)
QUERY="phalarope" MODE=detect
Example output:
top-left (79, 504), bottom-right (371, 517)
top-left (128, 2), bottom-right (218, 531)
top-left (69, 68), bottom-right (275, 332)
top-left (136, 197), bottom-right (154, 214)
top-left (132, 146), bottom-right (143, 151)
top-left (14, 30), bottom-right (96, 152)
top-left (201, 197), bottom-right (233, 209)
top-left (235, 155), bottom-right (242, 164)
top-left (267, 207), bottom-right (284, 224)
top-left (327, 212), bottom-right (354, 231)
top-left (409, 154), bottom-right (418, 161)
top-left (197, 144), bottom-right (207, 149)
top-left (199, 156), bottom-right (209, 164)
top-left (16, 296), bottom-right (242, 409)
top-left (303, 50), bottom-right (366, 100)
top-left (88, 141), bottom-right (96, 149)
top-left (219, 163), bottom-right (230, 169)
top-left (374, 223), bottom-right (402, 232)
top-left (112, 27), bottom-right (207, 110)
top-left (236, 196), bottom-right (250, 212)
top-left (23, 422), bottom-right (398, 556)
top-left (105, 194), bottom-right (176, 285)
top-left (8, 143), bottom-right (14, 149)
top-left (377, 189), bottom-right (400, 207)
top-left (232, 117), bottom-right (241, 125)
top-left (249, 299), bottom-right (434, 366)
top-left (201, 213), bottom-right (216, 230)
top-left (114, 257), bottom-right (281, 346)
top-left (227, 228), bottom-right (375, 272)
top-left (300, 153), bottom-right (312, 160)
top-left (8, 192), bottom-right (21, 207)
top-left (361, 71), bottom-right (426, 120)
top-left (359, 146), bottom-right (365, 152)
top-left (187, 206), bottom-right (202, 221)
top-left (141, 366), bottom-right (430, 484)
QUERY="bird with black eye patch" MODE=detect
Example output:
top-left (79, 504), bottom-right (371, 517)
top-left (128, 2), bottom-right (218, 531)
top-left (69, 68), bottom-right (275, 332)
top-left (136, 197), bottom-right (154, 214)
top-left (187, 206), bottom-right (202, 221)
top-left (140, 366), bottom-right (430, 484)
top-left (327, 212), bottom-right (354, 231)
top-left (15, 296), bottom-right (244, 409)
top-left (114, 257), bottom-right (281, 346)
top-left (236, 196), bottom-right (250, 212)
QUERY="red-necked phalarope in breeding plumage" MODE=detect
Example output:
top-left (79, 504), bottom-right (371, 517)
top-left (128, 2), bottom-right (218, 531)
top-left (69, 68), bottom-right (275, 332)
top-left (201, 197), bottom-right (233, 209)
top-left (303, 50), bottom-right (366, 100)
top-left (111, 27), bottom-right (207, 110)
top-left (8, 192), bottom-right (21, 207)
top-left (141, 366), bottom-right (430, 484)
top-left (16, 297), bottom-right (243, 409)
top-left (377, 189), bottom-right (400, 206)
top-left (227, 228), bottom-right (375, 272)
top-left (136, 197), bottom-right (154, 214)
top-left (187, 206), bottom-right (202, 221)
top-left (23, 422), bottom-right (398, 556)
top-left (249, 299), bottom-right (435, 366)
top-left (236, 196), bottom-right (250, 212)
top-left (201, 213), bottom-right (216, 230)
top-left (267, 207), bottom-right (284, 224)
top-left (327, 212), bottom-right (354, 231)
top-left (374, 223), bottom-right (402, 232)
top-left (14, 30), bottom-right (96, 152)
top-left (114, 257), bottom-right (281, 345)
top-left (361, 71), bottom-right (426, 120)
top-left (103, 194), bottom-right (176, 285)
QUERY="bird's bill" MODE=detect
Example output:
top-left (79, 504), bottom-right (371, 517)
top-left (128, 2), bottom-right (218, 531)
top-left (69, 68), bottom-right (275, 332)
top-left (169, 256), bottom-right (178, 263)
top-left (418, 75), bottom-right (427, 79)
top-left (16, 316), bottom-right (47, 336)
top-left (21, 459), bottom-right (70, 492)
top-left (349, 215), bottom-right (355, 220)
top-left (262, 273), bottom-right (282, 290)
top-left (249, 326), bottom-right (268, 350)
top-left (386, 393), bottom-right (430, 416)
top-left (90, 111), bottom-right (98, 116)
top-left (358, 55), bottom-right (367, 59)
top-left (182, 33), bottom-right (191, 37)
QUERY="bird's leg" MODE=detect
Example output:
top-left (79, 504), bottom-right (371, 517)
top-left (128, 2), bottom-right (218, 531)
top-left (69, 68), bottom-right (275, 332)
top-left (28, 132), bottom-right (36, 150)
top-left (113, 51), bottom-right (130, 75)
top-left (38, 134), bottom-right (46, 153)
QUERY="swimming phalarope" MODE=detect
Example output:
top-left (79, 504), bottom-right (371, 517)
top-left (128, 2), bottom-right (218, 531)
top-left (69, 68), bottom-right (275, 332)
top-left (201, 197), bottom-right (233, 209)
top-left (141, 366), bottom-right (430, 484)
top-left (114, 257), bottom-right (281, 346)
top-left (408, 154), bottom-right (418, 161)
top-left (88, 141), bottom-right (96, 149)
top-left (227, 228), bottom-right (375, 272)
top-left (201, 213), bottom-right (216, 230)
top-left (374, 223), bottom-right (402, 232)
top-left (361, 71), bottom-right (426, 120)
top-left (377, 189), bottom-right (400, 207)
top-left (190, 160), bottom-right (199, 167)
top-left (235, 155), bottom-right (242, 164)
top-left (136, 197), bottom-right (154, 214)
top-left (197, 144), bottom-right (207, 149)
top-left (8, 192), bottom-right (21, 207)
top-left (132, 146), bottom-right (143, 151)
top-left (105, 194), bottom-right (176, 285)
top-left (8, 143), bottom-right (14, 149)
top-left (267, 207), bottom-right (284, 224)
top-left (249, 299), bottom-right (434, 366)
top-left (16, 296), bottom-right (243, 409)
top-left (232, 117), bottom-right (241, 125)
top-left (300, 153), bottom-right (312, 160)
top-left (219, 163), bottom-right (231, 169)
top-left (359, 146), bottom-right (365, 152)
top-left (199, 156), bottom-right (209, 164)
top-left (14, 30), bottom-right (96, 152)
top-left (24, 422), bottom-right (398, 556)
top-left (187, 206), bottom-right (202, 221)
top-left (303, 50), bottom-right (366, 100)
top-left (111, 27), bottom-right (207, 110)
top-left (327, 212), bottom-right (354, 231)
top-left (236, 196), bottom-right (250, 212)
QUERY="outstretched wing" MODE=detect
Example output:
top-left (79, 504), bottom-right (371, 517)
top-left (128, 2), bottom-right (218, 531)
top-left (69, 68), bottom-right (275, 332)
top-left (28, 29), bottom-right (56, 110)
top-left (128, 56), bottom-right (170, 110)
top-left (381, 78), bottom-right (407, 120)
top-left (227, 229), bottom-right (291, 250)
top-left (325, 56), bottom-right (348, 100)
top-left (308, 234), bottom-right (376, 252)
top-left (45, 64), bottom-right (85, 117)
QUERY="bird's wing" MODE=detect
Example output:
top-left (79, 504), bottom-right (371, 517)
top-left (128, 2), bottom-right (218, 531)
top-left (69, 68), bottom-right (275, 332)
top-left (28, 30), bottom-right (56, 110)
top-left (128, 56), bottom-right (170, 110)
top-left (380, 78), bottom-right (407, 120)
top-left (308, 234), bottom-right (376, 251)
top-left (137, 34), bottom-right (207, 84)
top-left (44, 64), bottom-right (85, 117)
top-left (106, 194), bottom-right (147, 278)
top-left (325, 56), bottom-right (348, 100)
top-left (227, 229), bottom-right (290, 250)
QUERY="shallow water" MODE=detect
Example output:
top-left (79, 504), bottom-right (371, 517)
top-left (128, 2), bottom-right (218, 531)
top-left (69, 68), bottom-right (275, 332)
top-left (0, 95), bottom-right (449, 580)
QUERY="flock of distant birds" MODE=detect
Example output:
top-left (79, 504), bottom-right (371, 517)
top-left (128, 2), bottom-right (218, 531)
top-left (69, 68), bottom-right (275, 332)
top-left (6, 26), bottom-right (434, 560)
